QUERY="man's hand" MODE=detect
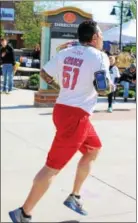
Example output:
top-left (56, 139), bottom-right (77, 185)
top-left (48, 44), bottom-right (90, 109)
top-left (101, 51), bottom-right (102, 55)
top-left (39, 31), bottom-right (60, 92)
top-left (13, 65), bottom-right (17, 73)
top-left (40, 69), bottom-right (60, 91)
top-left (1, 52), bottom-right (6, 57)
top-left (109, 82), bottom-right (115, 92)
top-left (132, 80), bottom-right (136, 84)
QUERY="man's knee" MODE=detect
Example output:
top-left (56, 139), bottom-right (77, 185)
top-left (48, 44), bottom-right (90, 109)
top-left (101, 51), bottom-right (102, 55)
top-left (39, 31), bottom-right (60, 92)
top-left (33, 166), bottom-right (59, 184)
top-left (87, 147), bottom-right (101, 160)
top-left (79, 147), bottom-right (101, 167)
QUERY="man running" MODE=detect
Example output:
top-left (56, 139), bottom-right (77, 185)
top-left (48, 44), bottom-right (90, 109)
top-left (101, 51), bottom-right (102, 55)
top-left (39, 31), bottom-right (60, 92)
top-left (9, 20), bottom-right (112, 222)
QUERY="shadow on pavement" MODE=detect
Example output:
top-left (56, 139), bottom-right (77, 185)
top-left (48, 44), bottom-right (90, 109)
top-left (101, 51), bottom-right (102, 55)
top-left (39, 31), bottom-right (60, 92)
top-left (97, 97), bottom-right (136, 104)
top-left (1, 105), bottom-right (35, 110)
top-left (113, 108), bottom-right (135, 112)
top-left (39, 109), bottom-right (133, 116)
top-left (39, 113), bottom-right (52, 116)
top-left (59, 221), bottom-right (80, 223)
top-left (94, 109), bottom-right (131, 113)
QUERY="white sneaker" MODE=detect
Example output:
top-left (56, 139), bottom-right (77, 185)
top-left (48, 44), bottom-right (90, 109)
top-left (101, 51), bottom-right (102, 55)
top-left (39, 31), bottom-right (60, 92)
top-left (5, 90), bottom-right (10, 94)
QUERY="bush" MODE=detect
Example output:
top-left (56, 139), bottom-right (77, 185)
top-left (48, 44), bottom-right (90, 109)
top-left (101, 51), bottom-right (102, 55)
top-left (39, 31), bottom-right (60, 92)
top-left (28, 73), bottom-right (39, 86)
top-left (118, 89), bottom-right (124, 97)
top-left (118, 89), bottom-right (135, 98)
top-left (129, 90), bottom-right (135, 98)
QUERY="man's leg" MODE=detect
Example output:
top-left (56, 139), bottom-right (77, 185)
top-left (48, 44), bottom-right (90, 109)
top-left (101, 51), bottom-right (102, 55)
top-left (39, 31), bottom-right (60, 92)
top-left (113, 91), bottom-right (116, 100)
top-left (1, 65), bottom-right (8, 92)
top-left (9, 164), bottom-right (60, 222)
top-left (9, 116), bottom-right (79, 221)
top-left (123, 81), bottom-right (129, 102)
top-left (107, 92), bottom-right (113, 112)
top-left (72, 148), bottom-right (99, 196)
top-left (9, 105), bottom-right (99, 221)
top-left (22, 166), bottom-right (59, 215)
top-left (7, 64), bottom-right (14, 92)
top-left (64, 147), bottom-right (101, 216)
top-left (22, 114), bottom-right (96, 216)
top-left (64, 121), bottom-right (102, 215)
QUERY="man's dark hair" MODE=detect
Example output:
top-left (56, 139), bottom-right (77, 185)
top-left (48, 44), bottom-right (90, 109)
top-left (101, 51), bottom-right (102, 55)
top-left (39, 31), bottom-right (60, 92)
top-left (77, 20), bottom-right (98, 43)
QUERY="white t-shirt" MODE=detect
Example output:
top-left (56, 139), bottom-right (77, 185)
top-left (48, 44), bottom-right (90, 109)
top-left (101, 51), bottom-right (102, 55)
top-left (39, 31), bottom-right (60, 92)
top-left (43, 45), bottom-right (111, 115)
top-left (110, 66), bottom-right (120, 83)
top-left (110, 65), bottom-right (120, 91)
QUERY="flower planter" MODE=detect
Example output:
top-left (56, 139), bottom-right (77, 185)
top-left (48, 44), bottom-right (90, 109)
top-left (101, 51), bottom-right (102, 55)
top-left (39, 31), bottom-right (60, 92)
top-left (28, 85), bottom-right (39, 90)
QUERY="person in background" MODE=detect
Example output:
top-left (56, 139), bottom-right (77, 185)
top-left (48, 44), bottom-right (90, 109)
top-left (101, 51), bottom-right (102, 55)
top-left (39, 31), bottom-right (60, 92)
top-left (0, 38), bottom-right (16, 94)
top-left (0, 41), bottom-right (2, 76)
top-left (120, 64), bottom-right (136, 102)
top-left (32, 44), bottom-right (40, 60)
top-left (32, 44), bottom-right (40, 68)
top-left (107, 55), bottom-right (120, 112)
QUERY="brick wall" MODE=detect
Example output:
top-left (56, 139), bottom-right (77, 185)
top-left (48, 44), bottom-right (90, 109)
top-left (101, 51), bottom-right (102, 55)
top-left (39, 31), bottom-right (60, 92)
top-left (34, 91), bottom-right (58, 107)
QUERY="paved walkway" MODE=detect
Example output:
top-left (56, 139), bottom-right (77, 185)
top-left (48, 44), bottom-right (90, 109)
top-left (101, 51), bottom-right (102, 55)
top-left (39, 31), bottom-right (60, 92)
top-left (1, 89), bottom-right (136, 222)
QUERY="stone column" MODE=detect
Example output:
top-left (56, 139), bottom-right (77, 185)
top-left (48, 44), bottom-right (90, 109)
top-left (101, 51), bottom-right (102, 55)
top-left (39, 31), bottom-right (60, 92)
top-left (34, 24), bottom-right (58, 107)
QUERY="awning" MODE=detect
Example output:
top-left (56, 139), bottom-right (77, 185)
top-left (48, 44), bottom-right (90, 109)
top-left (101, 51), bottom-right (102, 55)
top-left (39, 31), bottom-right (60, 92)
top-left (4, 30), bottom-right (24, 34)
top-left (103, 19), bottom-right (136, 43)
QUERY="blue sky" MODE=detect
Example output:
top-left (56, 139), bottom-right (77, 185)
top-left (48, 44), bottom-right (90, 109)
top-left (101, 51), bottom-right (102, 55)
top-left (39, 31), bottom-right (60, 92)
top-left (34, 1), bottom-right (119, 24)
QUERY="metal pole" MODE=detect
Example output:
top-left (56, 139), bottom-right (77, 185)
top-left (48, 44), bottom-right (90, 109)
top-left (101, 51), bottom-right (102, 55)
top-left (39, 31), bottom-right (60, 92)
top-left (119, 1), bottom-right (123, 51)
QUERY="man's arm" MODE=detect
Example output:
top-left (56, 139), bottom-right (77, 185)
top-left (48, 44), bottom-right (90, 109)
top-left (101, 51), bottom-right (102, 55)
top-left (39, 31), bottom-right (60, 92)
top-left (9, 45), bottom-right (16, 66)
top-left (40, 69), bottom-right (60, 91)
top-left (100, 52), bottom-right (114, 94)
top-left (0, 47), bottom-right (2, 63)
top-left (114, 66), bottom-right (120, 78)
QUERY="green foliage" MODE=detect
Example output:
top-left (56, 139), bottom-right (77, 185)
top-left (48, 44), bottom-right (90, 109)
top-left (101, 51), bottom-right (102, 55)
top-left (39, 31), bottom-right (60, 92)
top-left (29, 73), bottom-right (40, 86)
top-left (34, 1), bottom-right (63, 12)
top-left (29, 79), bottom-right (38, 86)
top-left (117, 0), bottom-right (136, 23)
top-left (130, 0), bottom-right (136, 19)
top-left (118, 89), bottom-right (135, 98)
top-left (118, 89), bottom-right (124, 97)
top-left (0, 24), bottom-right (5, 38)
top-left (131, 46), bottom-right (136, 54)
top-left (129, 90), bottom-right (135, 98)
top-left (123, 45), bottom-right (136, 54)
top-left (15, 0), bottom-right (42, 48)
top-left (29, 73), bottom-right (40, 81)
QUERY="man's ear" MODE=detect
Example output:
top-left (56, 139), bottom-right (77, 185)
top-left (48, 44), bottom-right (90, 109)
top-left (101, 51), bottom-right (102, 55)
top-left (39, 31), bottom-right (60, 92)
top-left (92, 33), bottom-right (98, 44)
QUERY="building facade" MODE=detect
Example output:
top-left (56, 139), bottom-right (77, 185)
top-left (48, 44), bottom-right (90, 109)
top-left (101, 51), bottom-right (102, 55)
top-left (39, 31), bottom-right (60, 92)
top-left (0, 0), bottom-right (23, 48)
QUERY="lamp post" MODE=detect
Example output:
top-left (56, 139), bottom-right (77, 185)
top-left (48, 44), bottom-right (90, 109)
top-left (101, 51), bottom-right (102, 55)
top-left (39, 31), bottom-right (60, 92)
top-left (62, 0), bottom-right (65, 7)
top-left (110, 1), bottom-right (133, 51)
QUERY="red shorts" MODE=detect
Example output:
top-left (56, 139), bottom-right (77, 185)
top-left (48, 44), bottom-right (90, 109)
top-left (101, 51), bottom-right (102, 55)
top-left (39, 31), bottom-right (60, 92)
top-left (46, 104), bottom-right (102, 170)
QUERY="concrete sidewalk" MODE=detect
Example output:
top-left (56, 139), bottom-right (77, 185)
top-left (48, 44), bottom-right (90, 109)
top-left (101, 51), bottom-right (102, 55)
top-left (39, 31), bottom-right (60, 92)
top-left (1, 89), bottom-right (136, 222)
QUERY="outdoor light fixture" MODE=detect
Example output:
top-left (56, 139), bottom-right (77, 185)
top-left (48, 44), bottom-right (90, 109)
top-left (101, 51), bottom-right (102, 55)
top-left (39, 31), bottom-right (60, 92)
top-left (110, 8), bottom-right (116, 16)
top-left (126, 8), bottom-right (133, 17)
top-left (110, 2), bottom-right (133, 50)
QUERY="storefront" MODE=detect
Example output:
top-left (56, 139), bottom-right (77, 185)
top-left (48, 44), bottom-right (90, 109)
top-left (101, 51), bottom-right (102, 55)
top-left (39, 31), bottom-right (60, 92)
top-left (0, 1), bottom-right (23, 48)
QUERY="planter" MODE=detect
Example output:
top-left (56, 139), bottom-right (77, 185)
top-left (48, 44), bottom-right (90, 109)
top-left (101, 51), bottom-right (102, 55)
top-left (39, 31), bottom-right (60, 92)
top-left (28, 85), bottom-right (39, 90)
top-left (28, 73), bottom-right (40, 90)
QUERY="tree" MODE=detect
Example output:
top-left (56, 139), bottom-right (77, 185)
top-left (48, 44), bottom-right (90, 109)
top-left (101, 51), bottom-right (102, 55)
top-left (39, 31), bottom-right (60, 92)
top-left (0, 24), bottom-right (5, 38)
top-left (34, 1), bottom-right (65, 12)
top-left (130, 0), bottom-right (136, 19)
top-left (15, 0), bottom-right (64, 48)
top-left (117, 0), bottom-right (136, 23)
top-left (15, 0), bottom-right (42, 48)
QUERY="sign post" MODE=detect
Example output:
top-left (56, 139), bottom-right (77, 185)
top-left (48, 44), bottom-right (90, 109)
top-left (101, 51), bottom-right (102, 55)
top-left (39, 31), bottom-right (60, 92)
top-left (34, 7), bottom-right (92, 107)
